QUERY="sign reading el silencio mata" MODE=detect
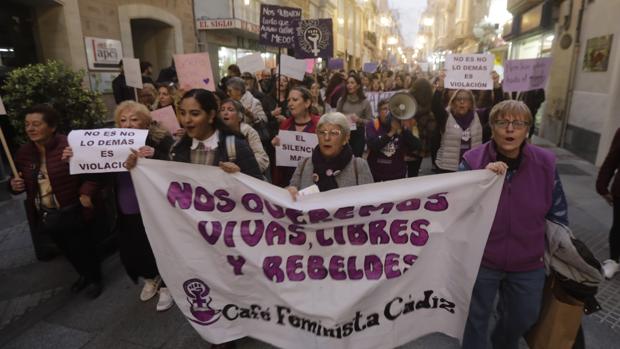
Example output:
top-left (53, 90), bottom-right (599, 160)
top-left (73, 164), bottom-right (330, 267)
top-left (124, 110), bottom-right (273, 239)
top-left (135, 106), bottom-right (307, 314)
top-left (259, 4), bottom-right (302, 47)
top-left (68, 128), bottom-right (148, 174)
top-left (445, 53), bottom-right (494, 90)
top-left (276, 130), bottom-right (318, 167)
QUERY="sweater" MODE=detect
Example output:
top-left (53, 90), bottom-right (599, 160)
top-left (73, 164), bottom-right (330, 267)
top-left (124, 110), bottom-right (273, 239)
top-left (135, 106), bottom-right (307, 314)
top-left (365, 119), bottom-right (421, 181)
top-left (240, 123), bottom-right (270, 173)
top-left (462, 141), bottom-right (563, 272)
top-left (336, 95), bottom-right (373, 126)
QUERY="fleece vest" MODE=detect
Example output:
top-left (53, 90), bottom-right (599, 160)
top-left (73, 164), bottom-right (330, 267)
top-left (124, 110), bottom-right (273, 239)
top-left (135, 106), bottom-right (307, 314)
top-left (435, 113), bottom-right (482, 171)
top-left (463, 142), bottom-right (556, 272)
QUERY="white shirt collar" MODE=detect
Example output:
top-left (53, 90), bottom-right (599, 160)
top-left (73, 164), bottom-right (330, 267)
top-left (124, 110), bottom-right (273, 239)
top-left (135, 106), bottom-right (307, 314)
top-left (191, 130), bottom-right (219, 150)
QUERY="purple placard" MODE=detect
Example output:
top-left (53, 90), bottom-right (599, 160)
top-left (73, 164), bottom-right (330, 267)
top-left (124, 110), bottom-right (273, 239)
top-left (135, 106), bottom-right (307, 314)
top-left (503, 57), bottom-right (553, 92)
top-left (363, 62), bottom-right (378, 73)
top-left (327, 58), bottom-right (344, 70)
top-left (292, 19), bottom-right (333, 59)
top-left (259, 4), bottom-right (302, 48)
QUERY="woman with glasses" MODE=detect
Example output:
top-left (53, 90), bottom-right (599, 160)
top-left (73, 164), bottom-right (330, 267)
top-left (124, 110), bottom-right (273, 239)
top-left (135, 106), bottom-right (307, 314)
top-left (431, 73), bottom-right (504, 173)
top-left (287, 112), bottom-right (373, 199)
top-left (460, 100), bottom-right (569, 349)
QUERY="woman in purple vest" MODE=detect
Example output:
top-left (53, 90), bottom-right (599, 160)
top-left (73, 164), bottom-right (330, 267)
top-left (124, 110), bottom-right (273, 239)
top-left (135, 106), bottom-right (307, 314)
top-left (459, 100), bottom-right (569, 349)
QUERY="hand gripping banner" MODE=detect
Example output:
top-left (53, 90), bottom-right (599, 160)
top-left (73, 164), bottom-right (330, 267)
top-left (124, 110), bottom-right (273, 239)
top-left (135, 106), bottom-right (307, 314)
top-left (131, 159), bottom-right (504, 348)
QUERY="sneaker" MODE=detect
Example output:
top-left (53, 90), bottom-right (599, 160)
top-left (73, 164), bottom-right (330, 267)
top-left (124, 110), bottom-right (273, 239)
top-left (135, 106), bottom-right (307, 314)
top-left (156, 287), bottom-right (174, 312)
top-left (140, 277), bottom-right (161, 301)
top-left (602, 259), bottom-right (619, 279)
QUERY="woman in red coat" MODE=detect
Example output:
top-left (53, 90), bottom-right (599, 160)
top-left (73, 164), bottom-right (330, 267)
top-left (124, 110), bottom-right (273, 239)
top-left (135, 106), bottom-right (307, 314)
top-left (9, 105), bottom-right (102, 298)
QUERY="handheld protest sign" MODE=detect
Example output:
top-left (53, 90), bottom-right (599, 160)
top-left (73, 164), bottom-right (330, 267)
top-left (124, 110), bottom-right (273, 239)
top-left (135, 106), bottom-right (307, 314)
top-left (122, 57), bottom-right (143, 89)
top-left (0, 127), bottom-right (18, 178)
top-left (174, 53), bottom-right (216, 91)
top-left (279, 54), bottom-right (306, 81)
top-left (275, 130), bottom-right (318, 167)
top-left (503, 58), bottom-right (553, 92)
top-left (445, 54), bottom-right (494, 90)
top-left (67, 128), bottom-right (148, 174)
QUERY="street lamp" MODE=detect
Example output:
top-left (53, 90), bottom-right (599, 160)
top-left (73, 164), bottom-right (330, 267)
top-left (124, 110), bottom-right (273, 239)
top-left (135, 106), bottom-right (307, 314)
top-left (423, 17), bottom-right (434, 26)
top-left (380, 16), bottom-right (391, 27)
top-left (387, 36), bottom-right (398, 45)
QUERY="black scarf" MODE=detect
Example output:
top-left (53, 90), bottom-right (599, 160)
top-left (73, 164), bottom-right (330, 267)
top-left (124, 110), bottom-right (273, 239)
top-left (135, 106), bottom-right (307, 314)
top-left (494, 141), bottom-right (525, 171)
top-left (311, 144), bottom-right (353, 192)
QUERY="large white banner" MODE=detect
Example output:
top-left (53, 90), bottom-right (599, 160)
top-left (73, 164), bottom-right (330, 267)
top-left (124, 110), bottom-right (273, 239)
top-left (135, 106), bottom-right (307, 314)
top-left (131, 160), bottom-right (504, 349)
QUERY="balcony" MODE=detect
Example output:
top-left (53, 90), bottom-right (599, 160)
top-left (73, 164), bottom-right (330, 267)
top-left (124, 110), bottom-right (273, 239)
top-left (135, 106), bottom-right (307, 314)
top-left (507, 0), bottom-right (545, 14)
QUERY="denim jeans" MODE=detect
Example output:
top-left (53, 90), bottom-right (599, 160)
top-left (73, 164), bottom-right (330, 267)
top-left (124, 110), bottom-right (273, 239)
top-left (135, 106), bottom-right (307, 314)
top-left (462, 266), bottom-right (545, 349)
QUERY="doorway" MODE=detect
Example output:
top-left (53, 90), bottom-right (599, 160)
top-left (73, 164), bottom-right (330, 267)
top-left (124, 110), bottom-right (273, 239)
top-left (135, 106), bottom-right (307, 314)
top-left (130, 18), bottom-right (175, 81)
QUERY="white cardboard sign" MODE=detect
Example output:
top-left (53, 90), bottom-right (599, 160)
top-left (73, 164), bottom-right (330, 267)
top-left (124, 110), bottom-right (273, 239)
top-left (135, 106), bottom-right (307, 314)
top-left (445, 54), bottom-right (494, 90)
top-left (275, 130), bottom-right (318, 167)
top-left (68, 128), bottom-right (148, 174)
top-left (237, 53), bottom-right (266, 74)
top-left (122, 57), bottom-right (143, 89)
top-left (280, 54), bottom-right (307, 81)
top-left (0, 96), bottom-right (6, 115)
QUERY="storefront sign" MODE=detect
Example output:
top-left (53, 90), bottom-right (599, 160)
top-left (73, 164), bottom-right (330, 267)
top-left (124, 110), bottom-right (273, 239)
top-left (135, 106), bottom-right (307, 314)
top-left (259, 4), bottom-right (302, 47)
top-left (174, 53), bottom-right (216, 91)
top-left (503, 57), bottom-right (552, 92)
top-left (68, 128), bottom-right (148, 174)
top-left (196, 18), bottom-right (260, 35)
top-left (275, 130), bottom-right (318, 167)
top-left (84, 37), bottom-right (122, 71)
top-left (293, 19), bottom-right (333, 59)
top-left (130, 160), bottom-right (504, 349)
top-left (445, 54), bottom-right (494, 90)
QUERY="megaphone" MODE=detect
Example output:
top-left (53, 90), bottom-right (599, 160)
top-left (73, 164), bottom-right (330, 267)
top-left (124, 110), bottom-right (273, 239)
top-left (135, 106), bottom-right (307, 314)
top-left (388, 92), bottom-right (417, 120)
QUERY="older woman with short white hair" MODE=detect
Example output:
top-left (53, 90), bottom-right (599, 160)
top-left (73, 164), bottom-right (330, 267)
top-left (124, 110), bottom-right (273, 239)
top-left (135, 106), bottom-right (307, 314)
top-left (287, 112), bottom-right (373, 198)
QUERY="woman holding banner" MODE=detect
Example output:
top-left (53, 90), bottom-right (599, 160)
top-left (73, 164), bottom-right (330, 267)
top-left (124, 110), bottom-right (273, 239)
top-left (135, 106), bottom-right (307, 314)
top-left (271, 87), bottom-right (320, 187)
top-left (287, 112), bottom-right (373, 199)
top-left (460, 100), bottom-right (569, 349)
top-left (62, 101), bottom-right (175, 309)
top-left (431, 73), bottom-right (503, 173)
top-left (10, 104), bottom-right (103, 298)
top-left (336, 74), bottom-right (373, 157)
top-left (146, 89), bottom-right (262, 179)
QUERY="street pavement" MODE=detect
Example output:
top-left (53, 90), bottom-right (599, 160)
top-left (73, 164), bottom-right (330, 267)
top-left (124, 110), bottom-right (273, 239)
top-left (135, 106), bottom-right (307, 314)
top-left (1, 136), bottom-right (620, 349)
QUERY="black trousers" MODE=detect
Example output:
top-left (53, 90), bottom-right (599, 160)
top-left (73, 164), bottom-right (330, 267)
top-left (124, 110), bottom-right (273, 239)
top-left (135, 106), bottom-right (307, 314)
top-left (41, 214), bottom-right (101, 282)
top-left (349, 129), bottom-right (366, 157)
top-left (610, 197), bottom-right (620, 261)
top-left (406, 158), bottom-right (423, 177)
top-left (118, 213), bottom-right (160, 283)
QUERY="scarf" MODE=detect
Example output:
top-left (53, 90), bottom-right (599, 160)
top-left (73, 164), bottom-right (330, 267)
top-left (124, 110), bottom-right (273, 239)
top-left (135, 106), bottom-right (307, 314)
top-left (311, 144), bottom-right (353, 192)
top-left (453, 110), bottom-right (475, 130)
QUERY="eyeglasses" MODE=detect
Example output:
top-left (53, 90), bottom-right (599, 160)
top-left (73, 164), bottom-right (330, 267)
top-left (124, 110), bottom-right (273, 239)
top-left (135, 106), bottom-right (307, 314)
top-left (318, 129), bottom-right (343, 138)
top-left (493, 120), bottom-right (530, 129)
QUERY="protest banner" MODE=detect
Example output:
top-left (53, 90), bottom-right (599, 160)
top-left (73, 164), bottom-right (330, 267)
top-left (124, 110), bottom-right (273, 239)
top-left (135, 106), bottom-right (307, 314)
top-left (363, 62), bottom-right (378, 73)
top-left (445, 54), bottom-right (494, 90)
top-left (366, 90), bottom-right (400, 116)
top-left (131, 160), bottom-right (504, 348)
top-left (151, 106), bottom-right (181, 135)
top-left (328, 58), bottom-right (344, 70)
top-left (293, 19), bottom-right (333, 59)
top-left (67, 128), bottom-right (148, 174)
top-left (503, 58), bottom-right (553, 92)
top-left (259, 4), bottom-right (302, 47)
top-left (280, 54), bottom-right (307, 81)
top-left (275, 130), bottom-right (318, 167)
top-left (122, 57), bottom-right (143, 89)
top-left (237, 53), bottom-right (266, 74)
top-left (174, 53), bottom-right (216, 91)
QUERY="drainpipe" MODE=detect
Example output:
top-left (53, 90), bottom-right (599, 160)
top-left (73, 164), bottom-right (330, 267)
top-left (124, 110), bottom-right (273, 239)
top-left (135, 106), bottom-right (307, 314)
top-left (559, 0), bottom-right (586, 147)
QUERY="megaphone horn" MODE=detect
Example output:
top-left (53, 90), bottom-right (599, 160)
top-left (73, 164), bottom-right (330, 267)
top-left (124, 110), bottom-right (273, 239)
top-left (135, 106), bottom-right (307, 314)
top-left (388, 92), bottom-right (417, 120)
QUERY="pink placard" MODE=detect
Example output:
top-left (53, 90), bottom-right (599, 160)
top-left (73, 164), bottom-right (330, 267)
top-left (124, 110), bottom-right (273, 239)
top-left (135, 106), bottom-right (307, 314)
top-left (173, 53), bottom-right (216, 91)
top-left (151, 106), bottom-right (181, 135)
top-left (305, 59), bottom-right (316, 73)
